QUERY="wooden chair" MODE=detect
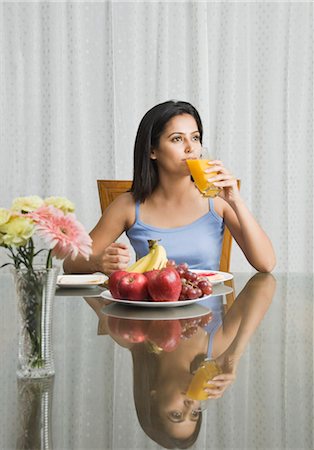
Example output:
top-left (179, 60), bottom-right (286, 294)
top-left (97, 179), bottom-right (240, 273)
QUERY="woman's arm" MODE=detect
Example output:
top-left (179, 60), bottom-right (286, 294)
top-left (214, 273), bottom-right (276, 364)
top-left (63, 193), bottom-right (134, 275)
top-left (207, 161), bottom-right (276, 272)
top-left (222, 198), bottom-right (276, 272)
top-left (204, 273), bottom-right (276, 398)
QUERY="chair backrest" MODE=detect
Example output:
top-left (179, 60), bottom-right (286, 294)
top-left (97, 179), bottom-right (240, 272)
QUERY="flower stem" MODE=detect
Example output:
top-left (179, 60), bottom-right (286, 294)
top-left (46, 250), bottom-right (53, 269)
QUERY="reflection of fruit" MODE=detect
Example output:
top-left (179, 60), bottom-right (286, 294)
top-left (126, 240), bottom-right (168, 273)
top-left (108, 270), bottom-right (128, 299)
top-left (180, 312), bottom-right (213, 338)
top-left (147, 268), bottom-right (181, 302)
top-left (118, 273), bottom-right (148, 301)
top-left (198, 313), bottom-right (213, 327)
top-left (117, 319), bottom-right (149, 343)
top-left (147, 320), bottom-right (182, 352)
top-left (108, 317), bottom-right (149, 343)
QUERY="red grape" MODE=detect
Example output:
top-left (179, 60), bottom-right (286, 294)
top-left (177, 262), bottom-right (189, 271)
top-left (176, 267), bottom-right (186, 278)
top-left (177, 263), bottom-right (211, 301)
top-left (180, 284), bottom-right (188, 294)
top-left (185, 271), bottom-right (197, 282)
top-left (166, 259), bottom-right (177, 268)
top-left (197, 280), bottom-right (212, 295)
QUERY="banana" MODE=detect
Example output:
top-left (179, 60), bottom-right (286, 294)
top-left (145, 241), bottom-right (167, 271)
top-left (126, 240), bottom-right (168, 273)
top-left (126, 247), bottom-right (157, 273)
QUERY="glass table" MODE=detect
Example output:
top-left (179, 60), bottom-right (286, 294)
top-left (0, 272), bottom-right (313, 450)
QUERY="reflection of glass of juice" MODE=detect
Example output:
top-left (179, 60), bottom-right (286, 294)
top-left (186, 360), bottom-right (222, 400)
top-left (186, 159), bottom-right (221, 198)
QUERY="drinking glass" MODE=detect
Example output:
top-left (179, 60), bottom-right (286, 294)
top-left (186, 148), bottom-right (222, 198)
top-left (186, 358), bottom-right (222, 410)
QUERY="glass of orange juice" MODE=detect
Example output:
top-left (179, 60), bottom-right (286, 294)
top-left (186, 148), bottom-right (222, 198)
top-left (186, 359), bottom-right (222, 404)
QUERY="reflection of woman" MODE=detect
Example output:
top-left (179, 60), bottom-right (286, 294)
top-left (64, 100), bottom-right (276, 275)
top-left (130, 323), bottom-right (208, 448)
top-left (86, 273), bottom-right (276, 448)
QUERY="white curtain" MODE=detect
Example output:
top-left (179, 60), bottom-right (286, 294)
top-left (0, 2), bottom-right (313, 272)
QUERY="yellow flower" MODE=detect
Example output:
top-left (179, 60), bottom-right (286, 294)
top-left (0, 208), bottom-right (11, 226)
top-left (0, 215), bottom-right (34, 247)
top-left (44, 196), bottom-right (75, 214)
top-left (0, 209), bottom-right (11, 245)
top-left (11, 196), bottom-right (44, 212)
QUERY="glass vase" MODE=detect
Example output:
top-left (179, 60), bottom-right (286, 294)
top-left (13, 266), bottom-right (59, 378)
top-left (16, 377), bottom-right (54, 449)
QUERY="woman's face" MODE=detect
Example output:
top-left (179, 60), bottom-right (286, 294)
top-left (151, 114), bottom-right (202, 175)
top-left (153, 375), bottom-right (201, 439)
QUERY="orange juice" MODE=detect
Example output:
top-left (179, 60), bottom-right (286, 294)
top-left (186, 159), bottom-right (221, 198)
top-left (186, 360), bottom-right (222, 400)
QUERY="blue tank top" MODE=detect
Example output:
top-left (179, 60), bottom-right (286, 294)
top-left (126, 198), bottom-right (224, 270)
top-left (200, 295), bottom-right (224, 359)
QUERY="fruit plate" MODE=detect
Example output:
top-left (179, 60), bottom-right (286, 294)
top-left (102, 302), bottom-right (212, 320)
top-left (100, 283), bottom-right (233, 307)
top-left (193, 270), bottom-right (233, 285)
top-left (56, 273), bottom-right (107, 288)
top-left (100, 291), bottom-right (212, 307)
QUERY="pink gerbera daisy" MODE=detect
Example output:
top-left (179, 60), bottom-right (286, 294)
top-left (28, 205), bottom-right (57, 222)
top-left (31, 206), bottom-right (92, 260)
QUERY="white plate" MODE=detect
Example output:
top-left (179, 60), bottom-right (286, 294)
top-left (193, 270), bottom-right (233, 285)
top-left (101, 290), bottom-right (213, 307)
top-left (102, 302), bottom-right (212, 320)
top-left (56, 273), bottom-right (107, 288)
top-left (100, 286), bottom-right (236, 307)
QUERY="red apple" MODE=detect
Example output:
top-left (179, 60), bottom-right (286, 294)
top-left (108, 270), bottom-right (128, 299)
top-left (144, 270), bottom-right (159, 283)
top-left (147, 320), bottom-right (182, 352)
top-left (147, 268), bottom-right (181, 302)
top-left (144, 270), bottom-right (159, 299)
top-left (118, 272), bottom-right (148, 301)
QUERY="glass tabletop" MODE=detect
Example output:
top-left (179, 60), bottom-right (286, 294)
top-left (0, 272), bottom-right (313, 450)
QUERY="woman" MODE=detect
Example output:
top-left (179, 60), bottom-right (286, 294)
top-left (64, 100), bottom-right (276, 275)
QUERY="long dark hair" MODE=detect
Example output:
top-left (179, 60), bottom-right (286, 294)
top-left (131, 344), bottom-right (202, 449)
top-left (131, 100), bottom-right (203, 202)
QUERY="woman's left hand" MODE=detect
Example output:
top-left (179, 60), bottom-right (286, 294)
top-left (205, 160), bottom-right (241, 205)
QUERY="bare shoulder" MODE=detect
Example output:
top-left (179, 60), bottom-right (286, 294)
top-left (102, 192), bottom-right (136, 228)
top-left (212, 197), bottom-right (226, 218)
top-left (106, 192), bottom-right (135, 210)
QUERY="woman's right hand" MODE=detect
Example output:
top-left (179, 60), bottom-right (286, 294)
top-left (95, 242), bottom-right (131, 275)
top-left (204, 373), bottom-right (236, 399)
top-left (204, 350), bottom-right (241, 399)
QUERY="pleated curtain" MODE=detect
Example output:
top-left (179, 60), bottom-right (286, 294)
top-left (0, 2), bottom-right (313, 270)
